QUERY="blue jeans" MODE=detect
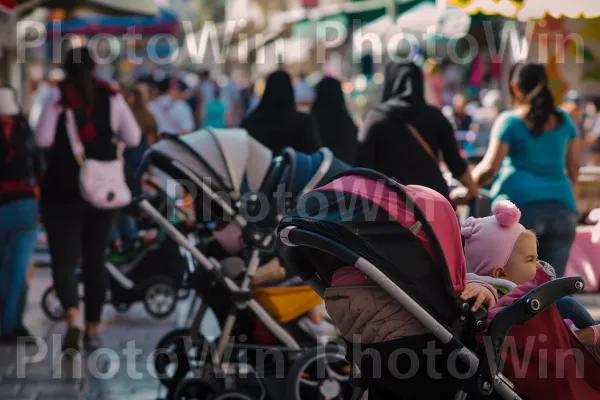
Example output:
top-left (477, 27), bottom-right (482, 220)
top-left (0, 199), bottom-right (38, 334)
top-left (519, 201), bottom-right (578, 278)
top-left (556, 296), bottom-right (596, 329)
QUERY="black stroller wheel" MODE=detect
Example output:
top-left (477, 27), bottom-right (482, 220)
top-left (154, 329), bottom-right (211, 388)
top-left (173, 377), bottom-right (219, 400)
top-left (286, 346), bottom-right (350, 400)
top-left (143, 278), bottom-right (178, 319)
top-left (41, 286), bottom-right (64, 321)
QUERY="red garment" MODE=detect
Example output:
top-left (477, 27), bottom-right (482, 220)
top-left (484, 269), bottom-right (600, 399)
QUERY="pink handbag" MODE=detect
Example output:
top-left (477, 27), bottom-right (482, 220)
top-left (66, 109), bottom-right (131, 210)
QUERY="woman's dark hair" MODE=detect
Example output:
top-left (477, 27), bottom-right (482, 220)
top-left (62, 46), bottom-right (97, 105)
top-left (510, 62), bottom-right (563, 135)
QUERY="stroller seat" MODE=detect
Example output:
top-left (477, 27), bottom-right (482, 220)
top-left (277, 168), bottom-right (592, 400)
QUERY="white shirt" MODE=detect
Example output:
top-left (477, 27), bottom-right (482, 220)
top-left (149, 95), bottom-right (195, 135)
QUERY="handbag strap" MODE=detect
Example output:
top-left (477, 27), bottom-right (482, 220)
top-left (406, 123), bottom-right (438, 166)
top-left (65, 109), bottom-right (124, 166)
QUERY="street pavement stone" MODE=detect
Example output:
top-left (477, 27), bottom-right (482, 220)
top-left (0, 268), bottom-right (190, 400)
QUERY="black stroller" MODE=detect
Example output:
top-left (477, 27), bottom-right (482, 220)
top-left (276, 169), bottom-right (587, 400)
top-left (135, 128), bottom-right (352, 399)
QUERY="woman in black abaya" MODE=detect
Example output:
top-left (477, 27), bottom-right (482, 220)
top-left (356, 61), bottom-right (478, 203)
top-left (311, 77), bottom-right (358, 165)
top-left (241, 70), bottom-right (321, 155)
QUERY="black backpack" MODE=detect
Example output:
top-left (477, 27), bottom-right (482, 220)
top-left (0, 115), bottom-right (45, 181)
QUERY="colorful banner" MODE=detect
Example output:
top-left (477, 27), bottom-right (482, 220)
top-left (448, 0), bottom-right (600, 20)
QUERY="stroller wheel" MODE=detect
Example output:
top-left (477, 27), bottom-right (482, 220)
top-left (41, 286), bottom-right (64, 322)
top-left (154, 328), bottom-right (211, 388)
top-left (286, 346), bottom-right (350, 400)
top-left (143, 278), bottom-right (178, 319)
top-left (115, 303), bottom-right (131, 313)
top-left (173, 377), bottom-right (219, 400)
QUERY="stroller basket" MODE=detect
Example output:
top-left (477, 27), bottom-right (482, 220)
top-left (253, 286), bottom-right (322, 324)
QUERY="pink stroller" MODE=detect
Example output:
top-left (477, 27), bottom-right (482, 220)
top-left (276, 168), bottom-right (600, 399)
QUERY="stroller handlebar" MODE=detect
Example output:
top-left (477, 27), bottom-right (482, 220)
top-left (279, 226), bottom-right (361, 266)
top-left (480, 276), bottom-right (585, 387)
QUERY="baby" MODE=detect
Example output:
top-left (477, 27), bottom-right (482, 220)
top-left (462, 200), bottom-right (599, 343)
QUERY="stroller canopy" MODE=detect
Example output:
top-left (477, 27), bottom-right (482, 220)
top-left (143, 128), bottom-right (273, 197)
top-left (278, 169), bottom-right (466, 325)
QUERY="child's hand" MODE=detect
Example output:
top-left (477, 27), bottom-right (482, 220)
top-left (460, 282), bottom-right (497, 312)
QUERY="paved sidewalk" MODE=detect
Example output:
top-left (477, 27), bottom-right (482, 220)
top-left (0, 268), bottom-right (191, 400)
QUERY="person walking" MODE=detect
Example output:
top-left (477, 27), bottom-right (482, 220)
top-left (472, 62), bottom-right (580, 278)
top-left (241, 70), bottom-right (321, 155)
top-left (149, 77), bottom-right (195, 136)
top-left (125, 85), bottom-right (158, 170)
top-left (203, 83), bottom-right (227, 129)
top-left (35, 46), bottom-right (141, 352)
top-left (356, 61), bottom-right (478, 204)
top-left (310, 77), bottom-right (357, 165)
top-left (0, 86), bottom-right (41, 342)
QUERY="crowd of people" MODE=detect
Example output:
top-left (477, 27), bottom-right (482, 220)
top-left (0, 41), bottom-right (595, 353)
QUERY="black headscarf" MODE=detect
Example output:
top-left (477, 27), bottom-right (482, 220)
top-left (311, 77), bottom-right (357, 164)
top-left (252, 70), bottom-right (295, 116)
top-left (376, 61), bottom-right (427, 120)
top-left (241, 70), bottom-right (321, 155)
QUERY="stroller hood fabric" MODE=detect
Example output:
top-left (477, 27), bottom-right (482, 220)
top-left (280, 170), bottom-right (465, 325)
top-left (484, 268), bottom-right (600, 399)
top-left (146, 128), bottom-right (273, 195)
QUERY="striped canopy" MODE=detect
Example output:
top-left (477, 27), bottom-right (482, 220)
top-left (448, 0), bottom-right (600, 20)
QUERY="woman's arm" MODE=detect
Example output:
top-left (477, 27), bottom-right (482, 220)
top-left (567, 137), bottom-right (581, 189)
top-left (114, 94), bottom-right (142, 147)
top-left (437, 114), bottom-right (479, 201)
top-left (472, 113), bottom-right (511, 187)
top-left (34, 88), bottom-right (62, 148)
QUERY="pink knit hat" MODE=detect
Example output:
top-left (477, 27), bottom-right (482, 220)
top-left (462, 200), bottom-right (526, 277)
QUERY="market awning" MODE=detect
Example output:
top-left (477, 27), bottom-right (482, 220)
top-left (353, 1), bottom-right (471, 56)
top-left (448, 0), bottom-right (600, 20)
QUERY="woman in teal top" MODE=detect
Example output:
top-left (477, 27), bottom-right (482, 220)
top-left (203, 83), bottom-right (227, 129)
top-left (472, 62), bottom-right (580, 277)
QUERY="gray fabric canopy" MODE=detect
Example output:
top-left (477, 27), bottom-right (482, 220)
top-left (148, 128), bottom-right (273, 197)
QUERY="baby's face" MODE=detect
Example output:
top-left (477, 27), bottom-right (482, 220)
top-left (503, 231), bottom-right (538, 285)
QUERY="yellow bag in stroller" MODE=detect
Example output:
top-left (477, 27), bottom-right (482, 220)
top-left (253, 286), bottom-right (322, 323)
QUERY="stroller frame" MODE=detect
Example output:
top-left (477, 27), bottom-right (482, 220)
top-left (276, 169), bottom-right (586, 400)
top-left (139, 133), bottom-right (344, 397)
